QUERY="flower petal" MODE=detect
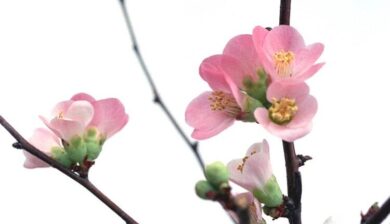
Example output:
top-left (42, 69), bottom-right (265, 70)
top-left (294, 43), bottom-right (324, 77)
top-left (199, 55), bottom-right (231, 92)
top-left (253, 26), bottom-right (273, 79)
top-left (264, 25), bottom-right (305, 54)
top-left (287, 95), bottom-right (317, 128)
top-left (223, 34), bottom-right (261, 82)
top-left (48, 118), bottom-right (84, 141)
top-left (71, 93), bottom-right (96, 102)
top-left (24, 128), bottom-right (60, 169)
top-left (266, 82), bottom-right (309, 102)
top-left (64, 101), bottom-right (94, 127)
top-left (185, 92), bottom-right (235, 140)
top-left (90, 98), bottom-right (129, 138)
top-left (294, 63), bottom-right (325, 82)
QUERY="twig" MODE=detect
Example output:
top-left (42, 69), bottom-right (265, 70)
top-left (363, 197), bottom-right (390, 224)
top-left (117, 0), bottom-right (204, 172)
top-left (0, 115), bottom-right (138, 224)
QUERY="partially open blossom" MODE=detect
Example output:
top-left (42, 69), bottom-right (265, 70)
top-left (185, 55), bottom-right (258, 140)
top-left (253, 25), bottom-right (324, 83)
top-left (254, 82), bottom-right (317, 142)
top-left (229, 192), bottom-right (265, 224)
top-left (228, 140), bottom-right (283, 207)
top-left (24, 128), bottom-right (71, 168)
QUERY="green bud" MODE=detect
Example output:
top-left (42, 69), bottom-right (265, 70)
top-left (253, 175), bottom-right (283, 207)
top-left (86, 141), bottom-right (102, 160)
top-left (195, 180), bottom-right (216, 200)
top-left (242, 70), bottom-right (271, 108)
top-left (205, 161), bottom-right (229, 188)
top-left (65, 136), bottom-right (87, 163)
top-left (240, 95), bottom-right (264, 122)
top-left (51, 147), bottom-right (72, 168)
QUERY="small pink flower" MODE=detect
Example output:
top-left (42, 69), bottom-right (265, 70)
top-left (254, 82), bottom-right (317, 142)
top-left (40, 99), bottom-right (94, 142)
top-left (71, 93), bottom-right (129, 140)
top-left (253, 25), bottom-right (324, 83)
top-left (228, 140), bottom-right (273, 191)
top-left (228, 140), bottom-right (283, 207)
top-left (185, 55), bottom-right (246, 140)
top-left (23, 128), bottom-right (61, 169)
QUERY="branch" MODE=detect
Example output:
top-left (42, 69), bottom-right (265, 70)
top-left (0, 115), bottom-right (138, 224)
top-left (117, 0), bottom-right (204, 172)
top-left (363, 197), bottom-right (390, 224)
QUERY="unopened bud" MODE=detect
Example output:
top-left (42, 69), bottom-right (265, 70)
top-left (195, 180), bottom-right (216, 200)
top-left (253, 175), bottom-right (283, 207)
top-left (205, 161), bottom-right (229, 188)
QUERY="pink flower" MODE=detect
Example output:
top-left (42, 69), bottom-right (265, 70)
top-left (185, 55), bottom-right (247, 140)
top-left (228, 140), bottom-right (283, 207)
top-left (23, 128), bottom-right (61, 169)
top-left (71, 93), bottom-right (129, 140)
top-left (253, 25), bottom-right (324, 83)
top-left (254, 82), bottom-right (317, 142)
top-left (41, 93), bottom-right (128, 142)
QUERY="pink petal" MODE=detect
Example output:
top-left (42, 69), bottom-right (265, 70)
top-left (294, 63), bottom-right (325, 82)
top-left (48, 118), bottom-right (84, 141)
top-left (223, 34), bottom-right (261, 82)
top-left (51, 100), bottom-right (73, 118)
top-left (228, 141), bottom-right (272, 190)
top-left (71, 93), bottom-right (96, 102)
top-left (24, 128), bottom-right (60, 169)
top-left (65, 101), bottom-right (94, 127)
top-left (264, 25), bottom-right (305, 55)
top-left (90, 98), bottom-right (128, 138)
top-left (266, 82), bottom-right (309, 102)
top-left (224, 74), bottom-right (245, 109)
top-left (266, 122), bottom-right (313, 142)
top-left (185, 92), bottom-right (235, 140)
top-left (199, 55), bottom-right (231, 92)
top-left (221, 54), bottom-right (255, 90)
top-left (287, 95), bottom-right (318, 128)
top-left (253, 26), bottom-right (273, 79)
top-left (294, 43), bottom-right (324, 77)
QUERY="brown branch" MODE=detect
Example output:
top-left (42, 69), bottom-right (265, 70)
top-left (117, 0), bottom-right (205, 172)
top-left (363, 197), bottom-right (390, 224)
top-left (0, 115), bottom-right (138, 224)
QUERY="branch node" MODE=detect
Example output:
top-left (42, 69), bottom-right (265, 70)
top-left (297, 154), bottom-right (312, 167)
top-left (12, 142), bottom-right (23, 149)
top-left (153, 95), bottom-right (160, 103)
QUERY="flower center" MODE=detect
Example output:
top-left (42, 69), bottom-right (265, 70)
top-left (237, 150), bottom-right (257, 173)
top-left (273, 50), bottom-right (295, 77)
top-left (268, 97), bottom-right (298, 124)
top-left (208, 91), bottom-right (241, 117)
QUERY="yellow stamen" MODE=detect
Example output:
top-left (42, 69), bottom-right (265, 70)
top-left (208, 91), bottom-right (240, 116)
top-left (273, 50), bottom-right (295, 77)
top-left (58, 112), bottom-right (64, 119)
top-left (268, 97), bottom-right (298, 124)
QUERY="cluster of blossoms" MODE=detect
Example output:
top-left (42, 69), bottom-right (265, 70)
top-left (188, 25), bottom-right (323, 222)
top-left (24, 93), bottom-right (128, 170)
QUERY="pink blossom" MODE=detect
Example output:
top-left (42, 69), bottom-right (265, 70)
top-left (23, 128), bottom-right (61, 169)
top-left (228, 140), bottom-right (283, 207)
top-left (228, 140), bottom-right (273, 191)
top-left (41, 93), bottom-right (128, 142)
top-left (185, 55), bottom-right (246, 140)
top-left (253, 25), bottom-right (324, 83)
top-left (71, 93), bottom-right (129, 140)
top-left (254, 82), bottom-right (317, 142)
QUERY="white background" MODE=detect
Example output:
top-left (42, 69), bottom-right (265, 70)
top-left (0, 0), bottom-right (389, 223)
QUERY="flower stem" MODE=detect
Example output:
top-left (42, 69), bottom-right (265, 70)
top-left (279, 0), bottom-right (291, 25)
top-left (0, 115), bottom-right (138, 224)
top-left (282, 141), bottom-right (302, 224)
top-left (364, 197), bottom-right (390, 224)
top-left (117, 0), bottom-right (205, 172)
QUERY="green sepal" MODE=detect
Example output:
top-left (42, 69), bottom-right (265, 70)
top-left (65, 136), bottom-right (87, 163)
top-left (204, 161), bottom-right (229, 189)
top-left (240, 95), bottom-right (264, 122)
top-left (51, 147), bottom-right (72, 168)
top-left (242, 70), bottom-right (271, 108)
top-left (253, 175), bottom-right (283, 207)
top-left (195, 180), bottom-right (216, 200)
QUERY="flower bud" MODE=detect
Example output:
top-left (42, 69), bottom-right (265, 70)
top-left (65, 136), bottom-right (87, 163)
top-left (205, 161), bottom-right (229, 188)
top-left (195, 180), bottom-right (216, 200)
top-left (51, 147), bottom-right (72, 168)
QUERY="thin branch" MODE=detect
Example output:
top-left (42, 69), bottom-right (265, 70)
top-left (0, 115), bottom-right (138, 224)
top-left (279, 0), bottom-right (291, 25)
top-left (364, 197), bottom-right (390, 224)
top-left (118, 0), bottom-right (204, 172)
